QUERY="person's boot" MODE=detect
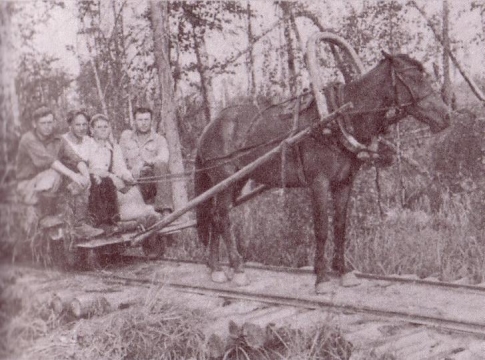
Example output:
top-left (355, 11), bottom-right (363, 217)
top-left (72, 222), bottom-right (104, 240)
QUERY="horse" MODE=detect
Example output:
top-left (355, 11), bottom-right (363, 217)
top-left (194, 38), bottom-right (450, 294)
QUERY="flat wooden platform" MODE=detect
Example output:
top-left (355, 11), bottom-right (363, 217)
top-left (75, 220), bottom-right (197, 250)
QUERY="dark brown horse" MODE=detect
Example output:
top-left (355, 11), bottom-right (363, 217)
top-left (194, 45), bottom-right (450, 293)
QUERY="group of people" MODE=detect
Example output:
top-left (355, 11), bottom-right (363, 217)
top-left (15, 105), bottom-right (173, 235)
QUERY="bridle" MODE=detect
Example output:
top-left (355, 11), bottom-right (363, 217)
top-left (388, 63), bottom-right (436, 119)
top-left (325, 58), bottom-right (437, 160)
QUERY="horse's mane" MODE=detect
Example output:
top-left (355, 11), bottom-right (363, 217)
top-left (380, 53), bottom-right (425, 72)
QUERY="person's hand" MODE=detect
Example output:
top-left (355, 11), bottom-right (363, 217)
top-left (123, 173), bottom-right (136, 185)
top-left (72, 173), bottom-right (89, 188)
top-left (96, 170), bottom-right (110, 178)
top-left (83, 174), bottom-right (91, 189)
top-left (132, 165), bottom-right (142, 179)
top-left (141, 163), bottom-right (152, 173)
top-left (92, 174), bottom-right (102, 185)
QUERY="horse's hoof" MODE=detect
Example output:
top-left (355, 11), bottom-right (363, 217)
top-left (225, 268), bottom-right (234, 280)
top-left (315, 280), bottom-right (333, 294)
top-left (211, 271), bottom-right (229, 283)
top-left (232, 272), bottom-right (250, 286)
top-left (340, 272), bottom-right (361, 287)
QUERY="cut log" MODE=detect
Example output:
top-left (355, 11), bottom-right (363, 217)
top-left (69, 286), bottom-right (147, 318)
top-left (51, 291), bottom-right (81, 314)
top-left (206, 333), bottom-right (227, 359)
top-left (102, 289), bottom-right (145, 311)
top-left (242, 322), bottom-right (265, 349)
top-left (70, 294), bottom-right (110, 318)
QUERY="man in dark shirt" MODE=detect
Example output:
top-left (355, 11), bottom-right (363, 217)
top-left (16, 106), bottom-right (90, 213)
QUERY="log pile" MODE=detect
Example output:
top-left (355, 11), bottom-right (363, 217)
top-left (205, 310), bottom-right (352, 359)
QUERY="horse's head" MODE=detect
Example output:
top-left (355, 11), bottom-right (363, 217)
top-left (381, 51), bottom-right (450, 133)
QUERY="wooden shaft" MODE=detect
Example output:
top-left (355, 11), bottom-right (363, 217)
top-left (234, 184), bottom-right (270, 207)
top-left (131, 102), bottom-right (352, 247)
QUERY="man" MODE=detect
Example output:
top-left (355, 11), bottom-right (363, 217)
top-left (119, 107), bottom-right (173, 215)
top-left (16, 106), bottom-right (91, 218)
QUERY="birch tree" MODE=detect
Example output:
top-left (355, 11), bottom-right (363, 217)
top-left (150, 0), bottom-right (188, 211)
top-left (441, 0), bottom-right (452, 106)
top-left (0, 2), bottom-right (19, 182)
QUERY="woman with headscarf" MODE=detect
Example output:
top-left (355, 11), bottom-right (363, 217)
top-left (86, 114), bottom-right (135, 227)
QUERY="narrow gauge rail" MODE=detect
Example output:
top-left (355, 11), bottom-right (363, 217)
top-left (90, 258), bottom-right (485, 337)
top-left (154, 256), bottom-right (485, 294)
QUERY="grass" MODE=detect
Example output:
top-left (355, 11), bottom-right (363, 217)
top-left (346, 172), bottom-right (485, 282)
top-left (197, 172), bottom-right (485, 284)
top-left (1, 281), bottom-right (209, 360)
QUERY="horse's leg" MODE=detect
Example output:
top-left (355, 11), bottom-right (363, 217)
top-left (331, 182), bottom-right (352, 275)
top-left (311, 175), bottom-right (331, 292)
top-left (213, 190), bottom-right (249, 286)
top-left (332, 182), bottom-right (360, 287)
top-left (208, 219), bottom-right (228, 283)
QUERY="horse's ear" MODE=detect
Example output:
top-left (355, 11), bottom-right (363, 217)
top-left (381, 50), bottom-right (392, 60)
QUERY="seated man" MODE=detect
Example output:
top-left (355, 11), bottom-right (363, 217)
top-left (15, 106), bottom-right (91, 220)
top-left (119, 107), bottom-right (173, 215)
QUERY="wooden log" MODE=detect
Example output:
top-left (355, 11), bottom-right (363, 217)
top-left (204, 306), bottom-right (290, 356)
top-left (70, 294), bottom-right (110, 318)
top-left (103, 290), bottom-right (145, 312)
top-left (206, 333), bottom-right (227, 359)
top-left (241, 322), bottom-right (266, 349)
top-left (51, 291), bottom-right (81, 314)
top-left (204, 307), bottom-right (269, 357)
top-left (131, 102), bottom-right (353, 246)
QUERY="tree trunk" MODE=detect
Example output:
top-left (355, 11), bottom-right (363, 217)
top-left (441, 0), bottom-right (452, 106)
top-left (246, 1), bottom-right (257, 102)
top-left (280, 2), bottom-right (297, 96)
top-left (83, 33), bottom-right (109, 117)
top-left (0, 2), bottom-right (20, 181)
top-left (191, 25), bottom-right (216, 122)
top-left (411, 0), bottom-right (485, 102)
top-left (150, 0), bottom-right (189, 213)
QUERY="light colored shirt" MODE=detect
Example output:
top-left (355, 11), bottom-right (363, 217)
top-left (62, 133), bottom-right (95, 162)
top-left (86, 140), bottom-right (132, 180)
top-left (119, 130), bottom-right (169, 171)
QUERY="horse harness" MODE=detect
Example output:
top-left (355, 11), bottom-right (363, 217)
top-left (319, 61), bottom-right (436, 161)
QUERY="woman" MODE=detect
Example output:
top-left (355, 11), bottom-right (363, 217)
top-left (86, 114), bottom-right (135, 226)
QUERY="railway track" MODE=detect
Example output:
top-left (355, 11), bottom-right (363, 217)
top-left (156, 256), bottom-right (485, 293)
top-left (91, 256), bottom-right (485, 337)
top-left (4, 256), bottom-right (485, 359)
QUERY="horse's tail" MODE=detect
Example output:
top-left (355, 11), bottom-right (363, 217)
top-left (194, 153), bottom-right (212, 247)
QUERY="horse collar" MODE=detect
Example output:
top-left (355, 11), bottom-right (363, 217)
top-left (324, 83), bottom-right (377, 160)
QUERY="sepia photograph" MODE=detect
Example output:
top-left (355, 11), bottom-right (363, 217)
top-left (1, 0), bottom-right (485, 358)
